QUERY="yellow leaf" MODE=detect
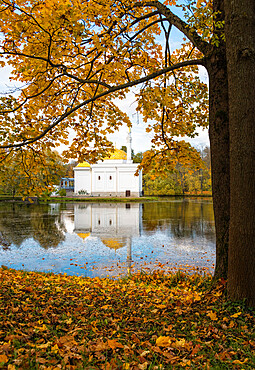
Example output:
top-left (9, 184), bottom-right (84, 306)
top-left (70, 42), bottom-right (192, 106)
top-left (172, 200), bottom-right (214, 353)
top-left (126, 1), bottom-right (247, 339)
top-left (51, 344), bottom-right (59, 354)
top-left (207, 310), bottom-right (217, 321)
top-left (229, 321), bottom-right (235, 328)
top-left (8, 365), bottom-right (16, 370)
top-left (175, 338), bottom-right (186, 347)
top-left (0, 354), bottom-right (8, 363)
top-left (107, 339), bottom-right (124, 350)
top-left (180, 359), bottom-right (191, 367)
top-left (37, 342), bottom-right (51, 349)
top-left (156, 336), bottom-right (171, 347)
top-left (232, 358), bottom-right (248, 364)
top-left (138, 362), bottom-right (148, 370)
top-left (231, 312), bottom-right (242, 318)
top-left (157, 304), bottom-right (166, 309)
top-left (65, 318), bottom-right (72, 324)
top-left (34, 324), bottom-right (47, 331)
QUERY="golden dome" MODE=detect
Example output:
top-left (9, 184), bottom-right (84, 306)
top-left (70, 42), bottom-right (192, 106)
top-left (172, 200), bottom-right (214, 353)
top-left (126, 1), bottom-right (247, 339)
top-left (76, 149), bottom-right (126, 167)
top-left (77, 232), bottom-right (90, 239)
top-left (105, 149), bottom-right (127, 160)
top-left (101, 238), bottom-right (125, 250)
top-left (76, 161), bottom-right (91, 167)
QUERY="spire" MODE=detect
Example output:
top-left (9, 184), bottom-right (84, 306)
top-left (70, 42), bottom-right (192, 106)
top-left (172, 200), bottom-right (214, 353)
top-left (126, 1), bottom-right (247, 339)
top-left (126, 127), bottom-right (132, 163)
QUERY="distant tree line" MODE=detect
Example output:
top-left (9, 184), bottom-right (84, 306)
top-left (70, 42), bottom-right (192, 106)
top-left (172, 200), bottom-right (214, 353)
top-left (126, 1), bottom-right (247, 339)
top-left (141, 146), bottom-right (211, 196)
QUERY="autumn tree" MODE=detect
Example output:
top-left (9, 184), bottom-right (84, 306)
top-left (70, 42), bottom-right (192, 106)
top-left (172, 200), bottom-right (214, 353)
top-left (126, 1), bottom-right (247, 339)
top-left (0, 0), bottom-right (254, 303)
top-left (143, 146), bottom-right (211, 195)
top-left (0, 148), bottom-right (66, 197)
top-left (133, 152), bottom-right (143, 163)
top-left (63, 160), bottom-right (78, 178)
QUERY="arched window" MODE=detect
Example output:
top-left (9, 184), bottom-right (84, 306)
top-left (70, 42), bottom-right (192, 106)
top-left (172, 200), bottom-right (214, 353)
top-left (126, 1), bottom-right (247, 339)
top-left (98, 176), bottom-right (101, 180)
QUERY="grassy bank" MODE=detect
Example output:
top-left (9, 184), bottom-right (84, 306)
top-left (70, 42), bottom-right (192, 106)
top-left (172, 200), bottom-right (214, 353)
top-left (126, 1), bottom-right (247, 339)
top-left (39, 195), bottom-right (212, 204)
top-left (0, 195), bottom-right (159, 203)
top-left (0, 194), bottom-right (213, 204)
top-left (0, 267), bottom-right (254, 369)
top-left (42, 196), bottom-right (159, 203)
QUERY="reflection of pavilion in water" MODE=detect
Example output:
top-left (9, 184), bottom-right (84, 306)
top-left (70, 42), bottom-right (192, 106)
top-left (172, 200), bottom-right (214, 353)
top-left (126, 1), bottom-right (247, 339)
top-left (74, 203), bottom-right (142, 267)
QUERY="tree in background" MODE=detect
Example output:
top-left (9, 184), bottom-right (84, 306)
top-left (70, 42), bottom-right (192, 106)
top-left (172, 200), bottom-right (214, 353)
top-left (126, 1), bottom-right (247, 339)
top-left (143, 146), bottom-right (211, 195)
top-left (0, 149), bottom-right (66, 197)
top-left (133, 152), bottom-right (143, 164)
top-left (120, 145), bottom-right (135, 159)
top-left (120, 147), bottom-right (143, 164)
top-left (63, 160), bottom-right (78, 179)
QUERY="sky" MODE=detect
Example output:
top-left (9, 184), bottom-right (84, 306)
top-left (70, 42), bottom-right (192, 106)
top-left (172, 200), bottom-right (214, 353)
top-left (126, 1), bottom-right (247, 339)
top-left (0, 4), bottom-right (210, 157)
top-left (107, 69), bottom-right (210, 155)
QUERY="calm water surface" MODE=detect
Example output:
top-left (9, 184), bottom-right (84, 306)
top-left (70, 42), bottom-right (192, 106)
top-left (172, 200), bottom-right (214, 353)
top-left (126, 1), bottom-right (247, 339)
top-left (0, 199), bottom-right (215, 277)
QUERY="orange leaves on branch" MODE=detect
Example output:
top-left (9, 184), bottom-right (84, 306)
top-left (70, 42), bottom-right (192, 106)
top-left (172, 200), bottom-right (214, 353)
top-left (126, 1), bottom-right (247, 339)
top-left (0, 0), bottom-right (209, 169)
top-left (163, 0), bottom-right (176, 5)
top-left (0, 146), bottom-right (66, 197)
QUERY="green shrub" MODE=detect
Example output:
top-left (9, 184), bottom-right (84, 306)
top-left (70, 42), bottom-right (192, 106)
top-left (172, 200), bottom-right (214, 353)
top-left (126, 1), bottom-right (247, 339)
top-left (58, 188), bottom-right (66, 197)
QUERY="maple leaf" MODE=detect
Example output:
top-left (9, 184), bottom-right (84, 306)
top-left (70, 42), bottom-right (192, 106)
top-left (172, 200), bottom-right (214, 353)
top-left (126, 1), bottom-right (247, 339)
top-left (0, 354), bottom-right (8, 363)
top-left (156, 336), bottom-right (171, 347)
top-left (207, 310), bottom-right (217, 321)
top-left (51, 344), bottom-right (59, 354)
top-left (107, 339), bottom-right (124, 350)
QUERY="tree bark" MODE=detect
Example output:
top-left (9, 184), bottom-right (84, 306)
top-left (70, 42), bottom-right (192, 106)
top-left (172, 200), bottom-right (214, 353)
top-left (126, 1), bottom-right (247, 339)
top-left (224, 0), bottom-right (255, 306)
top-left (206, 48), bottom-right (230, 280)
top-left (205, 0), bottom-right (230, 279)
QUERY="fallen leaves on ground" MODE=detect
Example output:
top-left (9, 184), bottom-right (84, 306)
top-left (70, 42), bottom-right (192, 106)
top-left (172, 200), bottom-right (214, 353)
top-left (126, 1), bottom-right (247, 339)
top-left (0, 267), bottom-right (254, 369)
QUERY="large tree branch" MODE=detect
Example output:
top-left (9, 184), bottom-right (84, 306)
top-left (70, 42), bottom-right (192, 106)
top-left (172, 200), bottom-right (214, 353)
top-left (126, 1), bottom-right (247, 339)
top-left (0, 57), bottom-right (206, 149)
top-left (134, 1), bottom-right (211, 56)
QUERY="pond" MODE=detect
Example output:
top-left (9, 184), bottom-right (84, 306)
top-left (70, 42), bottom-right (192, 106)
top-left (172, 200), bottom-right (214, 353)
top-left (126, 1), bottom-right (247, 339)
top-left (0, 198), bottom-right (216, 278)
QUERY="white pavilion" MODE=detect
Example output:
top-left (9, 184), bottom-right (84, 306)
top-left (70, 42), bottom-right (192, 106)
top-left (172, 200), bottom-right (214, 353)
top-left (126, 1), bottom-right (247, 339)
top-left (74, 131), bottom-right (142, 197)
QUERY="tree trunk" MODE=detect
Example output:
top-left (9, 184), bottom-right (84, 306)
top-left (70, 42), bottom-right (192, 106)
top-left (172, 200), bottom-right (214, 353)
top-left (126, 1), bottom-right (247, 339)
top-left (205, 0), bottom-right (230, 279)
top-left (224, 0), bottom-right (255, 306)
top-left (206, 49), bottom-right (230, 280)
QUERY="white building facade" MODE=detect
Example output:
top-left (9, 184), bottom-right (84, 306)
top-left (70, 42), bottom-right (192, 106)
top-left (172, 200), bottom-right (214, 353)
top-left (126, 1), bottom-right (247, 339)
top-left (74, 131), bottom-right (142, 197)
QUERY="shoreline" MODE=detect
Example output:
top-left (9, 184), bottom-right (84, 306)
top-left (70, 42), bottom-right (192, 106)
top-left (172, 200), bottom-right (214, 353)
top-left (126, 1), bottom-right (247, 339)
top-left (0, 194), bottom-right (212, 203)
